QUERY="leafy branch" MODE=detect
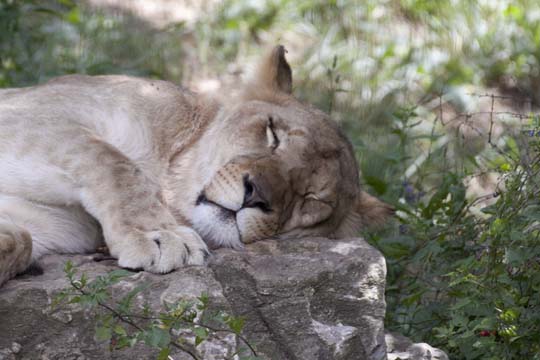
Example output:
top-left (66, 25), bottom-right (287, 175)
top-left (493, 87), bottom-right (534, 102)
top-left (52, 262), bottom-right (260, 360)
top-left (372, 94), bottom-right (540, 359)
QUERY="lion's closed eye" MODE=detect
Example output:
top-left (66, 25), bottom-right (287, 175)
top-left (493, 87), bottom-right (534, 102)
top-left (266, 116), bottom-right (280, 150)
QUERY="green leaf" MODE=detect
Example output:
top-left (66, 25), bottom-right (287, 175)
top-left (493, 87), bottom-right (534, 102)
top-left (67, 295), bottom-right (82, 304)
top-left (505, 247), bottom-right (532, 266)
top-left (144, 327), bottom-right (171, 348)
top-left (505, 4), bottom-right (524, 20)
top-left (157, 347), bottom-right (170, 360)
top-left (509, 335), bottom-right (524, 343)
top-left (95, 326), bottom-right (112, 342)
top-left (117, 284), bottom-right (149, 313)
top-left (51, 291), bottom-right (68, 308)
top-left (472, 317), bottom-right (497, 331)
top-left (64, 260), bottom-right (75, 279)
top-left (108, 269), bottom-right (134, 281)
top-left (113, 324), bottom-right (127, 336)
top-left (197, 293), bottom-right (209, 310)
top-left (364, 175), bottom-right (387, 195)
top-left (193, 326), bottom-right (208, 346)
top-left (226, 316), bottom-right (245, 335)
top-left (403, 291), bottom-right (425, 307)
top-left (64, 7), bottom-right (80, 24)
top-left (80, 273), bottom-right (88, 288)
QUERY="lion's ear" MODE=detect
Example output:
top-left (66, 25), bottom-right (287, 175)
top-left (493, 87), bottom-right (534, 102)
top-left (335, 191), bottom-right (395, 238)
top-left (355, 191), bottom-right (395, 228)
top-left (249, 45), bottom-right (292, 94)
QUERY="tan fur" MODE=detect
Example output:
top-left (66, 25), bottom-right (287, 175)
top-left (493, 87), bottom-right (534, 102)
top-left (0, 218), bottom-right (32, 285)
top-left (0, 46), bottom-right (392, 286)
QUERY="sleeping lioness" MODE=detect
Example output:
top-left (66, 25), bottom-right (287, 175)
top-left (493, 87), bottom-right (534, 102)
top-left (0, 46), bottom-right (393, 286)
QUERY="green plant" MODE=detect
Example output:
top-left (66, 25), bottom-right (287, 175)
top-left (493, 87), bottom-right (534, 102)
top-left (367, 102), bottom-right (540, 359)
top-left (53, 261), bottom-right (259, 360)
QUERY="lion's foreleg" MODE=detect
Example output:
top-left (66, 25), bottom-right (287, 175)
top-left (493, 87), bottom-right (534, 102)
top-left (0, 218), bottom-right (32, 287)
top-left (56, 135), bottom-right (208, 272)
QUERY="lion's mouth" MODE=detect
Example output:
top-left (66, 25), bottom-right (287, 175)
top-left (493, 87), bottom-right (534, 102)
top-left (193, 188), bottom-right (280, 247)
top-left (195, 192), bottom-right (237, 221)
top-left (193, 191), bottom-right (244, 248)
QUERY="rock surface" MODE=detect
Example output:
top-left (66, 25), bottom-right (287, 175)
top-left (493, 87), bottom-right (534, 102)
top-left (386, 332), bottom-right (449, 360)
top-left (0, 237), bottom-right (446, 360)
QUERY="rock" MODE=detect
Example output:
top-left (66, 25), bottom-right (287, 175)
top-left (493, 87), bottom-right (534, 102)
top-left (0, 237), bottom-right (446, 360)
top-left (386, 332), bottom-right (449, 360)
top-left (0, 343), bottom-right (22, 360)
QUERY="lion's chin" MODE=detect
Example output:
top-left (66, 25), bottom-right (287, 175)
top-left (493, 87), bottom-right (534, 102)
top-left (191, 203), bottom-right (243, 249)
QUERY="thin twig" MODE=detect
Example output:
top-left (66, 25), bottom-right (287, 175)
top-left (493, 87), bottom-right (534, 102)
top-left (466, 92), bottom-right (531, 102)
top-left (115, 308), bottom-right (258, 356)
top-left (488, 94), bottom-right (495, 144)
top-left (70, 281), bottom-right (200, 360)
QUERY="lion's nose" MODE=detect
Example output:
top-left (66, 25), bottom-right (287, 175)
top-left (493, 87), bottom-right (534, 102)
top-left (243, 175), bottom-right (271, 212)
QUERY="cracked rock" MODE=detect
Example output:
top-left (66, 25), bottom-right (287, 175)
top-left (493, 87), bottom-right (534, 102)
top-left (0, 237), bottom-right (446, 360)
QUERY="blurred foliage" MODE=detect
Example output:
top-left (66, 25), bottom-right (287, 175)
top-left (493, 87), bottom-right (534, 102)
top-left (0, 0), bottom-right (186, 86)
top-left (3, 0), bottom-right (540, 358)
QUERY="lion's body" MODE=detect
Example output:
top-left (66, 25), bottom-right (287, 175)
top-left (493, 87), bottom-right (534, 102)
top-left (0, 75), bottom-right (213, 284)
top-left (0, 46), bottom-right (392, 286)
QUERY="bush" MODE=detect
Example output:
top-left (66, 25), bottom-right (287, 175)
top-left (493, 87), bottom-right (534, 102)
top-left (370, 103), bottom-right (540, 359)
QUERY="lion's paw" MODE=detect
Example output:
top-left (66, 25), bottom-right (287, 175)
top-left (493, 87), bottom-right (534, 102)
top-left (116, 226), bottom-right (209, 273)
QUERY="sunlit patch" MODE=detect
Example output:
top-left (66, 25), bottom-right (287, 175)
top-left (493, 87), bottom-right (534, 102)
top-left (329, 242), bottom-right (362, 256)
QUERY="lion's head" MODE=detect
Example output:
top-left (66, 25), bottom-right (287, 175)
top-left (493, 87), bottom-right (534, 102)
top-left (171, 46), bottom-right (393, 249)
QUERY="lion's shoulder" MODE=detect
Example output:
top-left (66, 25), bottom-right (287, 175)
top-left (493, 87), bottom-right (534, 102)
top-left (45, 74), bottom-right (191, 95)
